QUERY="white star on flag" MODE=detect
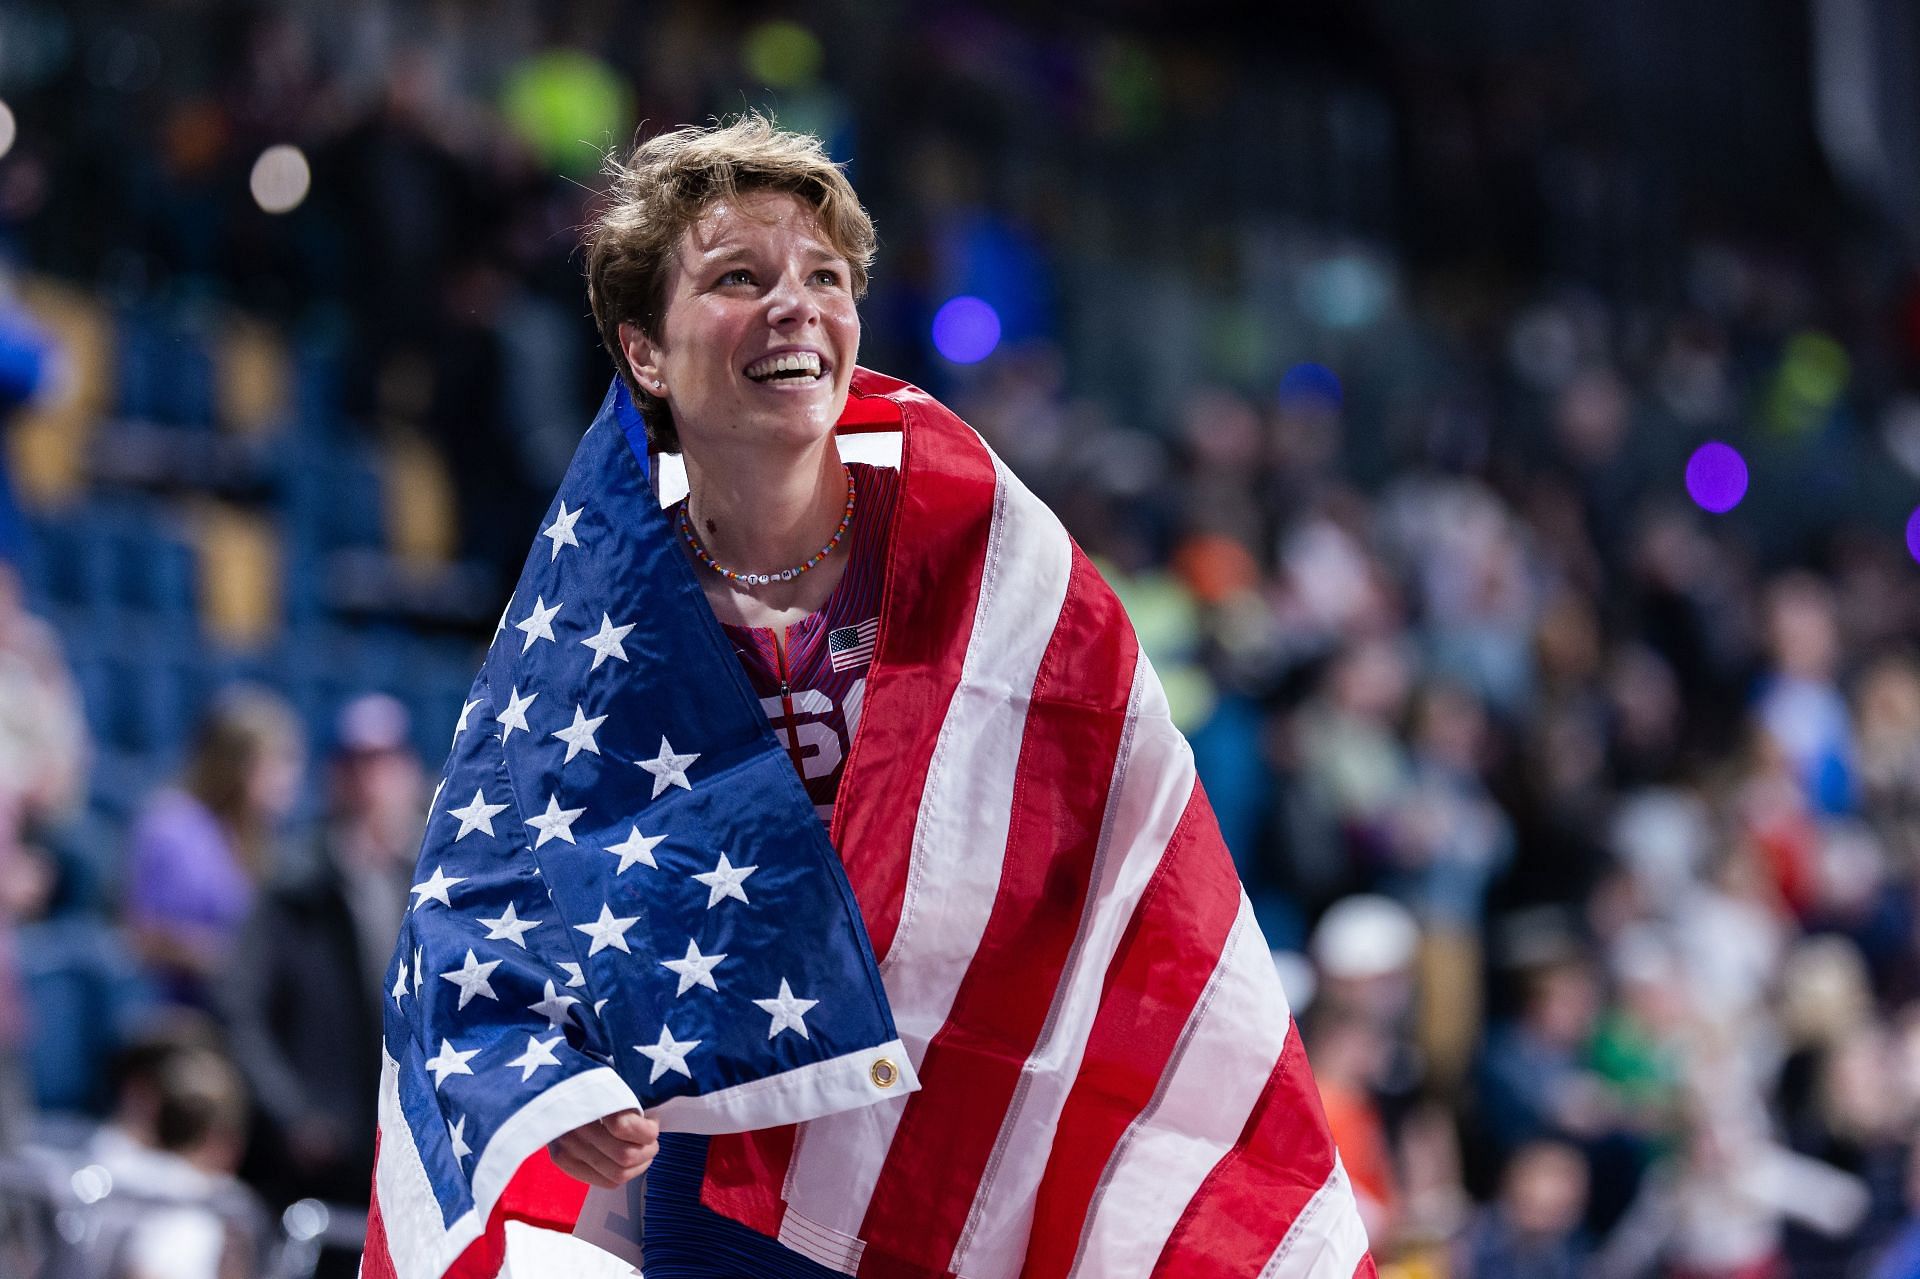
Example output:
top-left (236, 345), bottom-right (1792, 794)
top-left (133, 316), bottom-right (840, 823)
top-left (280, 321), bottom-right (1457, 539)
top-left (551, 704), bottom-right (607, 764)
top-left (525, 794), bottom-right (586, 848)
top-left (497, 687), bottom-right (538, 740)
top-left (753, 978), bottom-right (819, 1040)
top-left (424, 1039), bottom-right (480, 1088)
top-left (429, 778), bottom-right (445, 816)
top-left (635, 1024), bottom-right (701, 1083)
top-left (505, 1033), bottom-right (565, 1082)
top-left (661, 938), bottom-right (728, 996)
top-left (542, 501), bottom-right (584, 560)
top-left (528, 980), bottom-right (580, 1030)
top-left (637, 737), bottom-right (700, 799)
top-left (391, 961), bottom-right (409, 1006)
top-left (455, 697), bottom-right (483, 735)
top-left (412, 947), bottom-right (423, 995)
top-left (447, 788), bottom-right (509, 840)
top-left (477, 902), bottom-right (542, 948)
top-left (594, 999), bottom-right (609, 1017)
top-left (605, 827), bottom-right (665, 874)
top-left (448, 1116), bottom-right (472, 1160)
top-left (581, 614), bottom-right (635, 671)
top-left (410, 867), bottom-right (465, 909)
top-left (494, 594), bottom-right (512, 641)
top-left (693, 851), bottom-right (758, 909)
top-left (515, 596), bottom-right (564, 653)
top-left (574, 903), bottom-right (639, 956)
top-left (439, 949), bottom-right (501, 1010)
top-left (558, 962), bottom-right (585, 989)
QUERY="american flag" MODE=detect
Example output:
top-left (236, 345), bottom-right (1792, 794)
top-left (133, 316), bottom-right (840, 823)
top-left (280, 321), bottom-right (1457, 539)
top-left (366, 372), bottom-right (1372, 1279)
top-left (826, 618), bottom-right (879, 672)
top-left (363, 379), bottom-right (917, 1279)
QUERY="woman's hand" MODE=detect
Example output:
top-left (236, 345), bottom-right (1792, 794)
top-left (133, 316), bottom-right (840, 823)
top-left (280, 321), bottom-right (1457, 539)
top-left (547, 1110), bottom-right (660, 1188)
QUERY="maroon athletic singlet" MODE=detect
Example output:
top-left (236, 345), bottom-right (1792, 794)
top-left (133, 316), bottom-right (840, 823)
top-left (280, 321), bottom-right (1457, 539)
top-left (678, 461), bottom-right (899, 826)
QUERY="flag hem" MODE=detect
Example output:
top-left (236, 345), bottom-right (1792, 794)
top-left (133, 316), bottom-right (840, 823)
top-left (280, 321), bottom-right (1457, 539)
top-left (647, 1036), bottom-right (919, 1134)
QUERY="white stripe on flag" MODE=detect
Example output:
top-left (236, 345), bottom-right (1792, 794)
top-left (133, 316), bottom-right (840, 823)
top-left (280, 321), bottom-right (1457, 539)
top-left (374, 1052), bottom-right (457, 1279)
top-left (1067, 895), bottom-right (1293, 1279)
top-left (948, 656), bottom-right (1199, 1278)
top-left (781, 452), bottom-right (1075, 1238)
top-left (1261, 1158), bottom-right (1372, 1279)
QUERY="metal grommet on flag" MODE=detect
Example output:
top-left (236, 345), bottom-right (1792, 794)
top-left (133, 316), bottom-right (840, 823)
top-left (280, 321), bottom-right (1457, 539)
top-left (870, 1058), bottom-right (899, 1088)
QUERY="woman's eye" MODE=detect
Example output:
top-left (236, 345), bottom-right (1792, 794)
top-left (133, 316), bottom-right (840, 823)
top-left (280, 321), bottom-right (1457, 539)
top-left (812, 269), bottom-right (844, 287)
top-left (720, 269), bottom-right (754, 286)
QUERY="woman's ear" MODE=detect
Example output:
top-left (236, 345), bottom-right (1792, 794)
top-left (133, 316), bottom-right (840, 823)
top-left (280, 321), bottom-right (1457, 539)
top-left (619, 321), bottom-right (666, 394)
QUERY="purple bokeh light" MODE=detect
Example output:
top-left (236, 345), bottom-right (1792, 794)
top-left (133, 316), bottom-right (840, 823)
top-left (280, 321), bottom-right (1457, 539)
top-left (1907, 507), bottom-right (1920, 564)
top-left (1684, 442), bottom-right (1749, 514)
top-left (1278, 361), bottom-right (1343, 411)
top-left (931, 296), bottom-right (1001, 365)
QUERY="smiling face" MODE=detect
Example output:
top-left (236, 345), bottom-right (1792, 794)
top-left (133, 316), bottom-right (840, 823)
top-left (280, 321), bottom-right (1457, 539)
top-left (622, 189), bottom-right (860, 461)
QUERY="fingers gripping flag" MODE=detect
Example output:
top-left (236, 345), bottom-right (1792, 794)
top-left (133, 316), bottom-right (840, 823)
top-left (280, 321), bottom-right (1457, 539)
top-left (365, 381), bottom-right (915, 1279)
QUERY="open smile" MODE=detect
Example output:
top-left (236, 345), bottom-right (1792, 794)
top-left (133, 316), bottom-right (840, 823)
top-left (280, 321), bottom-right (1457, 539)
top-left (743, 349), bottom-right (831, 385)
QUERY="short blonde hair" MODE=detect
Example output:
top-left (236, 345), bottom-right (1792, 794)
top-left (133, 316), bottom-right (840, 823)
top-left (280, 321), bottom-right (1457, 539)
top-left (583, 114), bottom-right (877, 453)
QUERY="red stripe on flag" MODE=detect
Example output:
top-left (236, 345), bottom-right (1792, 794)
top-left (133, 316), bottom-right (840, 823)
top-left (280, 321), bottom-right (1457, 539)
top-left (706, 375), bottom-right (997, 1236)
top-left (1355, 1255), bottom-right (1380, 1278)
top-left (363, 1131), bottom-right (397, 1279)
top-left (1017, 785), bottom-right (1238, 1279)
top-left (1149, 1026), bottom-right (1341, 1277)
top-left (443, 1150), bottom-right (590, 1279)
top-left (700, 1117), bottom-right (798, 1235)
top-left (854, 549), bottom-right (1137, 1275)
top-left (832, 383), bottom-right (997, 960)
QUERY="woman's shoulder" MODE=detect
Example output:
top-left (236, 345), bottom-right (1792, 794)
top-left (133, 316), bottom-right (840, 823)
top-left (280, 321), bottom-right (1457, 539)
top-left (130, 789), bottom-right (223, 852)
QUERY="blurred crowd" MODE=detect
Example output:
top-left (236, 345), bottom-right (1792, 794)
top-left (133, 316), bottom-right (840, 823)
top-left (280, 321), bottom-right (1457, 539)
top-left (978, 344), bottom-right (1920, 1276)
top-left (0, 1), bottom-right (1917, 1277)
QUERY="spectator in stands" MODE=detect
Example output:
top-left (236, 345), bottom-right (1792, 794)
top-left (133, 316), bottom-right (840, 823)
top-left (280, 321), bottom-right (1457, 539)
top-left (1385, 679), bottom-right (1511, 1091)
top-left (124, 687), bottom-right (304, 1009)
top-left (1855, 653), bottom-right (1920, 874)
top-left (1756, 572), bottom-right (1856, 818)
top-left (1453, 1139), bottom-right (1591, 1279)
top-left (1477, 954), bottom-right (1611, 1157)
top-left (221, 693), bottom-right (421, 1212)
top-left (1594, 1095), bottom-right (1870, 1279)
top-left (0, 561), bottom-right (86, 830)
top-left (0, 556), bottom-right (86, 1143)
top-left (1305, 1003), bottom-right (1400, 1241)
top-left (87, 1026), bottom-right (265, 1279)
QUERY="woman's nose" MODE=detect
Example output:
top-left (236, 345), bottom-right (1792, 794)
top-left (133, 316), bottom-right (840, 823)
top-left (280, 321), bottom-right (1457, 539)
top-left (765, 273), bottom-right (820, 327)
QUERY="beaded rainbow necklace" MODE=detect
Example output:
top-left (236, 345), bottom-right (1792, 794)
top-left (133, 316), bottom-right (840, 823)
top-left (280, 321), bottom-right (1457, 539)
top-left (678, 465), bottom-right (856, 588)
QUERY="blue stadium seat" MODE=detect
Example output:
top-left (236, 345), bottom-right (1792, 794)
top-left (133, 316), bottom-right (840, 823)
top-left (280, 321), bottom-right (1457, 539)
top-left (114, 305), bottom-right (217, 428)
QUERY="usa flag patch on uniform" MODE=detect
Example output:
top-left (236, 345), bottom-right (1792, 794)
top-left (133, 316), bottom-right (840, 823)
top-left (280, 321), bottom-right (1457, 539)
top-left (826, 618), bottom-right (878, 671)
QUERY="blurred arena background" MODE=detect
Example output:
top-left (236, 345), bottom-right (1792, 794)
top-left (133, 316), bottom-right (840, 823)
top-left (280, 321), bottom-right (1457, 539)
top-left (1, 0), bottom-right (1919, 1276)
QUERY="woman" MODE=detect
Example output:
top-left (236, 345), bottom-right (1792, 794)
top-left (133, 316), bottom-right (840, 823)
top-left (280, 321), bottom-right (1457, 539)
top-left (376, 116), bottom-right (1365, 1279)
top-left (125, 685), bottom-right (304, 1008)
top-left (554, 113), bottom-right (892, 1275)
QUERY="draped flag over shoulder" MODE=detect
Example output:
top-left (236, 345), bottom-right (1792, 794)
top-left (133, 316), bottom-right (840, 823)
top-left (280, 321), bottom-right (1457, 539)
top-left (364, 378), bottom-right (916, 1279)
top-left (365, 369), bottom-right (1372, 1279)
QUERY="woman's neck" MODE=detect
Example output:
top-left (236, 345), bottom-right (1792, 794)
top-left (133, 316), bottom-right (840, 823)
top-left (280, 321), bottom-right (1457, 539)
top-left (682, 436), bottom-right (846, 576)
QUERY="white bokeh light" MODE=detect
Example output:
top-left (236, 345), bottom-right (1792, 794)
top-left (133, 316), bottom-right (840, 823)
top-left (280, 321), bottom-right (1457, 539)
top-left (249, 143), bottom-right (310, 214)
top-left (0, 101), bottom-right (16, 161)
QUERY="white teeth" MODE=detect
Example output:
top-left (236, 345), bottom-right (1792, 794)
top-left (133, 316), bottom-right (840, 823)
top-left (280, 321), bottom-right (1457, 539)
top-left (746, 351), bottom-right (823, 380)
